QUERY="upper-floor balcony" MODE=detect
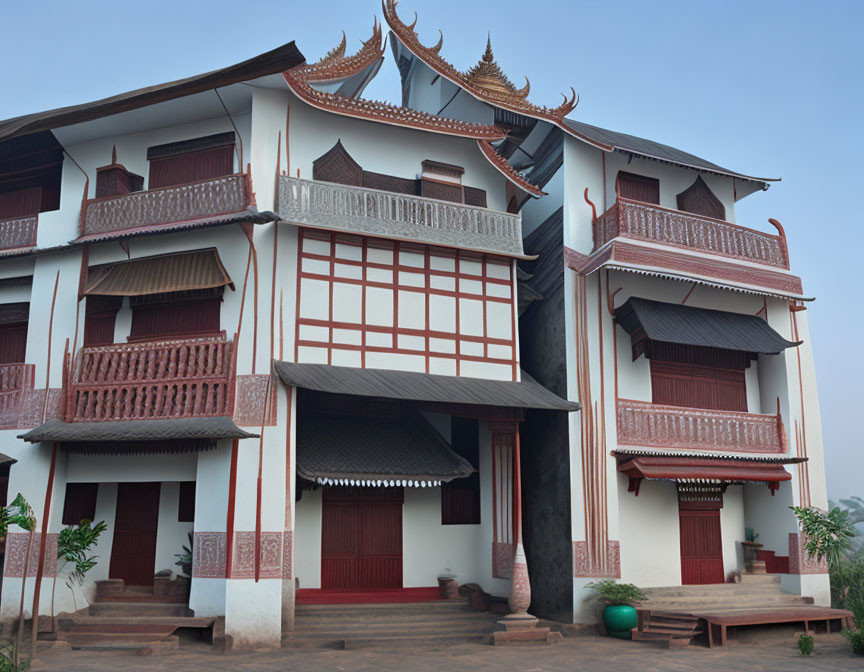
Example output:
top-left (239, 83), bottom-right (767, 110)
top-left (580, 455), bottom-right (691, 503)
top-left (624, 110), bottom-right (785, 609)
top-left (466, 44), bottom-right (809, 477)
top-left (278, 175), bottom-right (525, 258)
top-left (0, 215), bottom-right (38, 252)
top-left (0, 363), bottom-right (33, 428)
top-left (64, 334), bottom-right (236, 422)
top-left (593, 198), bottom-right (789, 270)
top-left (616, 398), bottom-right (787, 455)
top-left (79, 173), bottom-right (252, 241)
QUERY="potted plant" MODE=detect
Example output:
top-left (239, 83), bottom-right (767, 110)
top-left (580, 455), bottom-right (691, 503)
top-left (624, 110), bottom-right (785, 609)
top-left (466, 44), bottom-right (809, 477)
top-left (586, 580), bottom-right (646, 639)
top-left (741, 527), bottom-right (765, 573)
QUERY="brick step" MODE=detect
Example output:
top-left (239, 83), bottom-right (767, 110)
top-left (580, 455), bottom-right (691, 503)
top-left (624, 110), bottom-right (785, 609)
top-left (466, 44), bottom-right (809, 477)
top-left (290, 631), bottom-right (493, 650)
top-left (59, 616), bottom-right (214, 630)
top-left (292, 612), bottom-right (497, 628)
top-left (58, 629), bottom-right (177, 646)
top-left (89, 602), bottom-right (192, 617)
top-left (640, 625), bottom-right (703, 637)
top-left (296, 600), bottom-right (470, 614)
top-left (294, 620), bottom-right (498, 637)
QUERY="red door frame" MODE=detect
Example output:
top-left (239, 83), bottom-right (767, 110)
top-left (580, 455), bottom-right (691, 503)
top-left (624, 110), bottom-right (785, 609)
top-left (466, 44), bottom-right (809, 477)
top-left (109, 482), bottom-right (161, 587)
top-left (321, 487), bottom-right (403, 591)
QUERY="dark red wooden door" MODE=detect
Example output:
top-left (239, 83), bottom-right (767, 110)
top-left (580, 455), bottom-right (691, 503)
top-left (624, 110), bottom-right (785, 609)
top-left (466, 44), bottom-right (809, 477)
top-left (679, 508), bottom-right (724, 584)
top-left (109, 483), bottom-right (161, 587)
top-left (321, 487), bottom-right (403, 590)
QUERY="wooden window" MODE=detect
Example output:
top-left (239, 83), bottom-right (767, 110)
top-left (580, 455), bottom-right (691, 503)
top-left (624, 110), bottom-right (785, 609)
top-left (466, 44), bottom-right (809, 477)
top-left (129, 288), bottom-right (222, 341)
top-left (0, 302), bottom-right (29, 364)
top-left (617, 171), bottom-right (660, 204)
top-left (651, 360), bottom-right (747, 412)
top-left (147, 133), bottom-right (235, 190)
top-left (441, 417), bottom-right (480, 525)
top-left (62, 483), bottom-right (99, 525)
top-left (178, 482), bottom-right (195, 523)
top-left (83, 296), bottom-right (122, 347)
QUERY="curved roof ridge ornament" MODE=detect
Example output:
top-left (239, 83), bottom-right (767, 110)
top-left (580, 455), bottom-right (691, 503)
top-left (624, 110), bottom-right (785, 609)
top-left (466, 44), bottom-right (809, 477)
top-left (383, 0), bottom-right (578, 120)
top-left (293, 19), bottom-right (385, 83)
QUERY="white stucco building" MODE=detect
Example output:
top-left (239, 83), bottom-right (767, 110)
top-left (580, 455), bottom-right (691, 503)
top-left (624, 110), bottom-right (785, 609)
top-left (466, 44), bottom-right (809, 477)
top-left (0, 0), bottom-right (831, 652)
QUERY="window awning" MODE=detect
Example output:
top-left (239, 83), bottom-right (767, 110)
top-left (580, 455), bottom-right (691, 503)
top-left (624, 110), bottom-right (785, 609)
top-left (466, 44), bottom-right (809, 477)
top-left (298, 411), bottom-right (473, 487)
top-left (617, 454), bottom-right (795, 496)
top-left (614, 297), bottom-right (800, 355)
top-left (84, 248), bottom-right (233, 296)
top-left (275, 362), bottom-right (580, 412)
top-left (18, 416), bottom-right (257, 443)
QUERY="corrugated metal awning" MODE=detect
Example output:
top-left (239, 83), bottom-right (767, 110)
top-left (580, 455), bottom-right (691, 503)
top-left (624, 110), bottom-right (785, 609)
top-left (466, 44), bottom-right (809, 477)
top-left (298, 412), bottom-right (473, 486)
top-left (84, 248), bottom-right (233, 296)
top-left (614, 297), bottom-right (800, 355)
top-left (18, 417), bottom-right (257, 443)
top-left (275, 362), bottom-right (579, 412)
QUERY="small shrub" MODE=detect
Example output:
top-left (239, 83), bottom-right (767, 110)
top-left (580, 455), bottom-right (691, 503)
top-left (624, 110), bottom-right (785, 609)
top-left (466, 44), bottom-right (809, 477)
top-left (797, 633), bottom-right (814, 656)
top-left (844, 628), bottom-right (864, 656)
top-left (586, 580), bottom-right (646, 605)
top-left (745, 527), bottom-right (759, 543)
top-left (0, 642), bottom-right (29, 672)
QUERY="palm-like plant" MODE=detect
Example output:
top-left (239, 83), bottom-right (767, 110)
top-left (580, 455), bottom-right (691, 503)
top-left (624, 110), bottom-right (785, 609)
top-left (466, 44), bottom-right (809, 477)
top-left (1, 494), bottom-right (36, 670)
top-left (51, 520), bottom-right (108, 623)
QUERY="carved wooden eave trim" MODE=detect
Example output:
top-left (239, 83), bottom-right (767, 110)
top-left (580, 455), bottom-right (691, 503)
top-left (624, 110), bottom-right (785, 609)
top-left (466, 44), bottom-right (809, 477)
top-left (564, 241), bottom-right (811, 301)
top-left (476, 140), bottom-right (546, 198)
top-left (383, 0), bottom-right (578, 121)
top-left (293, 19), bottom-right (386, 84)
top-left (282, 70), bottom-right (507, 140)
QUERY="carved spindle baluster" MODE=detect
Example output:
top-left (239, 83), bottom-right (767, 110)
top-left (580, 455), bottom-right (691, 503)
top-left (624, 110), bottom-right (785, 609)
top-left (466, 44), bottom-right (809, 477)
top-left (177, 344), bottom-right (188, 379)
top-left (168, 346), bottom-right (178, 380)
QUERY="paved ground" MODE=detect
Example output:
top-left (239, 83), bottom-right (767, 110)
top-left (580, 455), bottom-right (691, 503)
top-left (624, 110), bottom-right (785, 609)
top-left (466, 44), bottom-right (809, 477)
top-left (30, 630), bottom-right (863, 672)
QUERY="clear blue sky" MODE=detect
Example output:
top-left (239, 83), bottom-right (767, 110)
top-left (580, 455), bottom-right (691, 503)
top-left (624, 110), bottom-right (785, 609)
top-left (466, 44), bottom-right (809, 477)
top-left (3, 1), bottom-right (861, 499)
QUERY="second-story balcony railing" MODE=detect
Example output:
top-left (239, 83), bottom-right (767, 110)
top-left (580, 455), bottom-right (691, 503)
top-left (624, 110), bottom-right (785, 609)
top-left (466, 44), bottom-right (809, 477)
top-left (0, 215), bottom-right (38, 251)
top-left (593, 198), bottom-right (789, 269)
top-left (0, 363), bottom-right (33, 427)
top-left (66, 334), bottom-right (235, 422)
top-left (79, 173), bottom-right (251, 239)
top-left (278, 175), bottom-right (525, 257)
top-left (616, 398), bottom-right (787, 455)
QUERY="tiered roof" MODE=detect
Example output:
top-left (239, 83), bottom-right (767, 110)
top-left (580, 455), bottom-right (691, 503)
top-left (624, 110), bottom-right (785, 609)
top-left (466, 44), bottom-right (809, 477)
top-left (293, 19), bottom-right (386, 83)
top-left (383, 0), bottom-right (577, 121)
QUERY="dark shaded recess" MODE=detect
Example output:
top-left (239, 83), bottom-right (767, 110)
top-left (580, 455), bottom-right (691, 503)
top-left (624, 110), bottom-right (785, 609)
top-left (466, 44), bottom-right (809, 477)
top-left (518, 207), bottom-right (573, 622)
top-left (0, 131), bottom-right (63, 218)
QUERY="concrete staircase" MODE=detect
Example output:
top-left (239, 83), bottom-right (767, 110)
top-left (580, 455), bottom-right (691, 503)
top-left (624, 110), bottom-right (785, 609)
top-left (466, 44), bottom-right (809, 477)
top-left (290, 599), bottom-right (501, 649)
top-left (632, 574), bottom-right (814, 647)
top-left (46, 591), bottom-right (213, 654)
top-left (639, 574), bottom-right (813, 612)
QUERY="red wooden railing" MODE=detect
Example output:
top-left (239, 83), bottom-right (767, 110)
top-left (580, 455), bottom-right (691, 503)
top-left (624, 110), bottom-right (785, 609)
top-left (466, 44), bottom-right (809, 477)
top-left (66, 334), bottom-right (236, 422)
top-left (616, 398), bottom-right (787, 454)
top-left (0, 363), bottom-right (34, 427)
top-left (79, 173), bottom-right (251, 238)
top-left (0, 215), bottom-right (38, 251)
top-left (593, 198), bottom-right (789, 269)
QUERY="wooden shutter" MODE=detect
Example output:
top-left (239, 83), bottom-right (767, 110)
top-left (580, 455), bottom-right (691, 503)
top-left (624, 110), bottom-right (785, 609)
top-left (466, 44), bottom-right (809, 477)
top-left (84, 296), bottom-right (122, 347)
top-left (0, 186), bottom-right (42, 218)
top-left (617, 171), bottom-right (660, 204)
top-left (441, 418), bottom-right (480, 525)
top-left (129, 289), bottom-right (221, 341)
top-left (0, 323), bottom-right (27, 364)
top-left (651, 361), bottom-right (746, 412)
top-left (62, 483), bottom-right (99, 525)
top-left (147, 133), bottom-right (235, 190)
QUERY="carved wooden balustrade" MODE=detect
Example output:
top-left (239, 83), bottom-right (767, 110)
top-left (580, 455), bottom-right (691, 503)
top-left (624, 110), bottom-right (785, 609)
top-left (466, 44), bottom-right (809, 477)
top-left (0, 364), bottom-right (33, 427)
top-left (593, 198), bottom-right (789, 269)
top-left (616, 399), bottom-right (787, 454)
top-left (0, 215), bottom-right (38, 251)
top-left (66, 335), bottom-right (236, 422)
top-left (80, 174), bottom-right (250, 238)
top-left (278, 176), bottom-right (525, 256)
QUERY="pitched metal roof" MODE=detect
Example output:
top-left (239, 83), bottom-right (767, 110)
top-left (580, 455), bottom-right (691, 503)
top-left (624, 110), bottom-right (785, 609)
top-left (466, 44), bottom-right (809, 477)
top-left (0, 42), bottom-right (305, 142)
top-left (275, 362), bottom-right (579, 412)
top-left (297, 411), bottom-right (473, 486)
top-left (562, 119), bottom-right (777, 186)
top-left (18, 417), bottom-right (257, 443)
top-left (614, 297), bottom-right (800, 355)
top-left (84, 247), bottom-right (233, 296)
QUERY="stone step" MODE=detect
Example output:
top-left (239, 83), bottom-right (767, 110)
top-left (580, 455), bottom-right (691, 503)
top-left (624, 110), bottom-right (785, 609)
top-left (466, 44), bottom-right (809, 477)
top-left (642, 585), bottom-right (785, 597)
top-left (642, 593), bottom-right (812, 605)
top-left (58, 629), bottom-right (176, 646)
top-left (640, 625), bottom-right (702, 637)
top-left (739, 574), bottom-right (782, 585)
top-left (59, 616), bottom-right (214, 630)
top-left (296, 600), bottom-right (469, 614)
top-left (640, 598), bottom-right (814, 612)
top-left (290, 631), bottom-right (493, 650)
top-left (294, 618), bottom-right (498, 636)
top-left (293, 610), bottom-right (495, 627)
top-left (89, 602), bottom-right (192, 618)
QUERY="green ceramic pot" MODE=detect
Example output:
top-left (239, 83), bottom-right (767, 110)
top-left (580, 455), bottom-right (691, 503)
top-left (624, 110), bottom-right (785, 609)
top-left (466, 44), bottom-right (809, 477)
top-left (603, 604), bottom-right (638, 639)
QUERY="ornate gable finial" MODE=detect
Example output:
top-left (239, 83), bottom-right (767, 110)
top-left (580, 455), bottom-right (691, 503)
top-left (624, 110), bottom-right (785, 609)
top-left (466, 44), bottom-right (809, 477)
top-left (463, 34), bottom-right (529, 100)
top-left (384, 0), bottom-right (576, 119)
top-left (293, 19), bottom-right (385, 83)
